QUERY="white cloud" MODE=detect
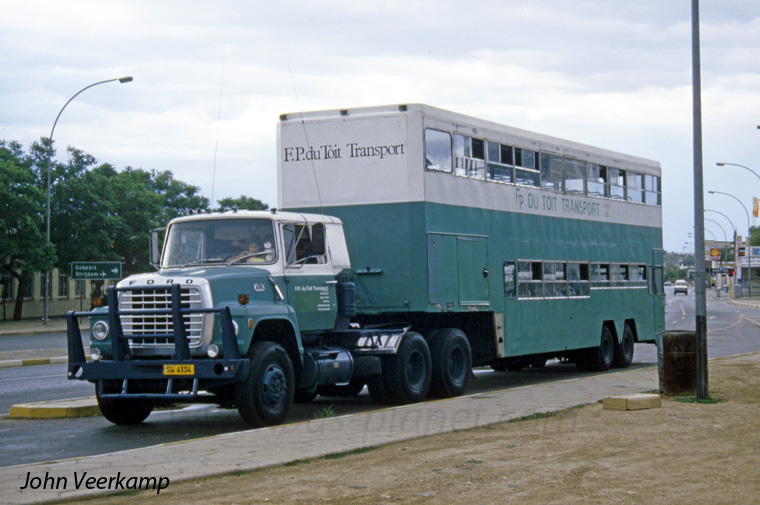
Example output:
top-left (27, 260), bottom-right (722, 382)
top-left (1, 0), bottom-right (759, 252)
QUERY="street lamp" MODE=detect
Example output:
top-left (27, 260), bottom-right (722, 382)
top-left (705, 209), bottom-right (736, 237)
top-left (708, 189), bottom-right (752, 299)
top-left (704, 219), bottom-right (727, 242)
top-left (708, 190), bottom-right (751, 231)
top-left (44, 76), bottom-right (133, 325)
top-left (715, 162), bottom-right (760, 183)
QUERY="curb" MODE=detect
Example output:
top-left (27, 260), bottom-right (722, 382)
top-left (0, 356), bottom-right (79, 369)
top-left (8, 397), bottom-right (100, 419)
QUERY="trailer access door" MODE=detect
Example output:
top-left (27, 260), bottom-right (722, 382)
top-left (428, 233), bottom-right (489, 309)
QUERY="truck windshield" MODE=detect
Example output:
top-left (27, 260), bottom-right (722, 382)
top-left (162, 218), bottom-right (277, 267)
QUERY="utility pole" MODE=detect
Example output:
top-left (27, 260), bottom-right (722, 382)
top-left (691, 0), bottom-right (709, 399)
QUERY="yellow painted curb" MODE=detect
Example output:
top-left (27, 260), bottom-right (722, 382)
top-left (20, 358), bottom-right (51, 366)
top-left (8, 398), bottom-right (101, 419)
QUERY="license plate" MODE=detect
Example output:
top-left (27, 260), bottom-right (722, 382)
top-left (163, 364), bottom-right (195, 376)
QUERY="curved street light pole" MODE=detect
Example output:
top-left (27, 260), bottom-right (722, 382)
top-left (716, 162), bottom-right (760, 183)
top-left (708, 189), bottom-right (752, 301)
top-left (44, 76), bottom-right (133, 325)
top-left (704, 219), bottom-right (727, 242)
top-left (704, 209), bottom-right (736, 236)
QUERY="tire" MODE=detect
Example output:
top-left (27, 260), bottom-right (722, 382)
top-left (613, 324), bottom-right (635, 368)
top-left (428, 329), bottom-right (472, 398)
top-left (96, 385), bottom-right (154, 425)
top-left (235, 341), bottom-right (295, 427)
top-left (378, 332), bottom-right (432, 405)
top-left (576, 325), bottom-right (615, 372)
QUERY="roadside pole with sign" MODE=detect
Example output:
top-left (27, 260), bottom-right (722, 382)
top-left (71, 262), bottom-right (122, 280)
top-left (71, 262), bottom-right (122, 307)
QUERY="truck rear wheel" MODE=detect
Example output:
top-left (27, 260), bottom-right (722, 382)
top-left (428, 328), bottom-right (472, 398)
top-left (96, 385), bottom-right (154, 425)
top-left (379, 332), bottom-right (432, 404)
top-left (235, 341), bottom-right (295, 427)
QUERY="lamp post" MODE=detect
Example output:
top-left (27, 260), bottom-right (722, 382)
top-left (715, 162), bottom-right (760, 183)
top-left (44, 76), bottom-right (133, 325)
top-left (706, 208), bottom-right (737, 273)
top-left (708, 189), bottom-right (752, 299)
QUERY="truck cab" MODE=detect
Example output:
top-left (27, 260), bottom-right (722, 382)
top-left (67, 210), bottom-right (388, 427)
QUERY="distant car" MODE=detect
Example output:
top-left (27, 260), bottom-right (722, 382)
top-left (664, 281), bottom-right (672, 287)
top-left (674, 280), bottom-right (688, 295)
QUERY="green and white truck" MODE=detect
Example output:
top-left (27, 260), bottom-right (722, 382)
top-left (67, 104), bottom-right (664, 426)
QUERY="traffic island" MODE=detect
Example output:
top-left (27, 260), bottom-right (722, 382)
top-left (8, 397), bottom-right (100, 419)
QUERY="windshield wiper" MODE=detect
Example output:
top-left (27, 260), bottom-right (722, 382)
top-left (178, 258), bottom-right (227, 268)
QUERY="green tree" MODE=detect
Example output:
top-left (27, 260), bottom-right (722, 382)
top-left (0, 141), bottom-right (54, 319)
top-left (216, 195), bottom-right (268, 212)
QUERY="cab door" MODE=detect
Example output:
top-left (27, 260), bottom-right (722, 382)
top-left (281, 222), bottom-right (338, 332)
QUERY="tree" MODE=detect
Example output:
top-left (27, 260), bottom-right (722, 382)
top-left (3, 137), bottom-right (267, 316)
top-left (216, 195), bottom-right (268, 212)
top-left (0, 141), bottom-right (54, 319)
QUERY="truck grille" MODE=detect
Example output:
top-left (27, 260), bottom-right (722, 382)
top-left (120, 286), bottom-right (205, 349)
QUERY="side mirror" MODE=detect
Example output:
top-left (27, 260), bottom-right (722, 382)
top-left (150, 227), bottom-right (165, 269)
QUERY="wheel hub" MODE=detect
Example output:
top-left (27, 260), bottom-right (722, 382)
top-left (262, 364), bottom-right (287, 407)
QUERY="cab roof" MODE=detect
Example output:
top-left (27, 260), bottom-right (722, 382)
top-left (169, 209), bottom-right (343, 225)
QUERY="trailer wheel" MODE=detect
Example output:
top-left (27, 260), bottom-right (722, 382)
top-left (96, 386), bottom-right (154, 425)
top-left (235, 341), bottom-right (294, 427)
top-left (613, 324), bottom-right (635, 368)
top-left (428, 328), bottom-right (472, 398)
top-left (576, 325), bottom-right (615, 372)
top-left (382, 332), bottom-right (431, 404)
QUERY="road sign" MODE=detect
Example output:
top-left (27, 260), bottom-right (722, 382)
top-left (71, 262), bottom-right (122, 280)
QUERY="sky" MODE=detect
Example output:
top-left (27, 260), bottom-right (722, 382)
top-left (1, 0), bottom-right (759, 253)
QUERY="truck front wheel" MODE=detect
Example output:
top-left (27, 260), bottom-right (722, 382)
top-left (235, 341), bottom-right (295, 427)
top-left (96, 386), bottom-right (154, 425)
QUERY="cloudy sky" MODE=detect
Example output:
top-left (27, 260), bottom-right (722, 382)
top-left (2, 0), bottom-right (759, 252)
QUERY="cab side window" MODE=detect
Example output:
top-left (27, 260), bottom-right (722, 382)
top-left (283, 222), bottom-right (327, 266)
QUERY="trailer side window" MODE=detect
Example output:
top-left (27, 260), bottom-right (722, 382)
top-left (591, 263), bottom-right (610, 288)
top-left (487, 141), bottom-right (514, 183)
top-left (454, 134), bottom-right (485, 179)
top-left (627, 172), bottom-right (645, 203)
top-left (645, 175), bottom-right (661, 206)
top-left (564, 158), bottom-right (586, 195)
top-left (514, 148), bottom-right (539, 187)
top-left (504, 261), bottom-right (516, 298)
top-left (568, 262), bottom-right (590, 297)
top-left (540, 153), bottom-right (564, 192)
top-left (631, 264), bottom-right (647, 287)
top-left (424, 129), bottom-right (452, 173)
top-left (517, 261), bottom-right (543, 298)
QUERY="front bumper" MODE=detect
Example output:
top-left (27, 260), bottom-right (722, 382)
top-left (67, 284), bottom-right (249, 401)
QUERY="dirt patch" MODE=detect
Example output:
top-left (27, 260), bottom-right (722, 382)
top-left (88, 355), bottom-right (760, 505)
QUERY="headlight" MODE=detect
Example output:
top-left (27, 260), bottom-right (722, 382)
top-left (92, 321), bottom-right (109, 341)
top-left (90, 347), bottom-right (102, 361)
top-left (207, 344), bottom-right (220, 358)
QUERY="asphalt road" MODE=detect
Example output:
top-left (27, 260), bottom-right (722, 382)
top-left (1, 288), bottom-right (757, 468)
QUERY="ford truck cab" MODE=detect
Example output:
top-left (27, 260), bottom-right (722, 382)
top-left (67, 210), bottom-right (387, 427)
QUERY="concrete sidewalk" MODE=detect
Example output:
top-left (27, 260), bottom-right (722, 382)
top-left (1, 356), bottom-right (670, 504)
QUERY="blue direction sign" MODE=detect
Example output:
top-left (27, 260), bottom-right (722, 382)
top-left (71, 262), bottom-right (122, 280)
